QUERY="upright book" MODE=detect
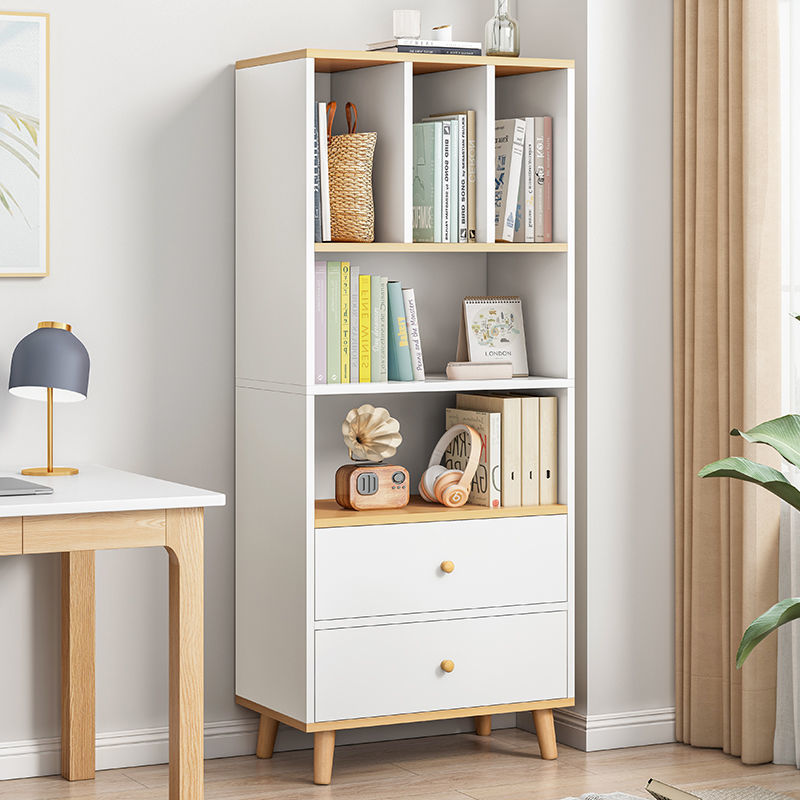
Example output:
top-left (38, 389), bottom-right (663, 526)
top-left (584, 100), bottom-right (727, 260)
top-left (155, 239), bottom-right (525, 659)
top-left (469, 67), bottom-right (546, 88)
top-left (371, 275), bottom-right (388, 382)
top-left (313, 111), bottom-right (322, 242)
top-left (386, 281), bottom-right (414, 381)
top-left (456, 393), bottom-right (521, 507)
top-left (542, 115), bottom-right (553, 242)
top-left (534, 117), bottom-right (546, 242)
top-left (340, 261), bottom-right (350, 383)
top-left (412, 122), bottom-right (442, 242)
top-left (358, 273), bottom-right (371, 382)
top-left (314, 261), bottom-right (326, 383)
top-left (402, 287), bottom-right (425, 381)
top-left (444, 408), bottom-right (501, 508)
top-left (441, 119), bottom-right (452, 243)
top-left (349, 264), bottom-right (360, 382)
top-left (495, 118), bottom-right (525, 242)
top-left (318, 102), bottom-right (331, 242)
top-left (325, 261), bottom-right (340, 383)
top-left (514, 117), bottom-right (535, 243)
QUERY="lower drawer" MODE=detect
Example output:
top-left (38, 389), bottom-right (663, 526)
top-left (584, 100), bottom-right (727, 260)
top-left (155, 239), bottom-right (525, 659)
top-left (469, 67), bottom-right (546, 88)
top-left (315, 611), bottom-right (568, 722)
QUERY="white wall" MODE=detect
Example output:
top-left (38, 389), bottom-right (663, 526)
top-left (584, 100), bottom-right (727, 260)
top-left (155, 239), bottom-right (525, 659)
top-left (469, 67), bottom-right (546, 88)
top-left (0, 0), bottom-right (496, 778)
top-left (517, 0), bottom-right (675, 750)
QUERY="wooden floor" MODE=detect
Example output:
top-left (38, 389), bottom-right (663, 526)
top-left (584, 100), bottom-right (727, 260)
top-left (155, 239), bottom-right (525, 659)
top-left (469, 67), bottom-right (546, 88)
top-left (2, 729), bottom-right (799, 799)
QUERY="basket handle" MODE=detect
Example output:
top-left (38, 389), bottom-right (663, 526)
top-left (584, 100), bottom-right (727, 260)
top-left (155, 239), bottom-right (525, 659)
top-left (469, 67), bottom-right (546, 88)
top-left (326, 101), bottom-right (336, 142)
top-left (345, 102), bottom-right (358, 134)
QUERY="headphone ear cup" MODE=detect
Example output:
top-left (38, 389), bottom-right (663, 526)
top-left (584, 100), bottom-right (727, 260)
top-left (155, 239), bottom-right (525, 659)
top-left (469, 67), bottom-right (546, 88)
top-left (419, 465), bottom-right (447, 502)
top-left (433, 469), bottom-right (463, 504)
top-left (440, 481), bottom-right (469, 508)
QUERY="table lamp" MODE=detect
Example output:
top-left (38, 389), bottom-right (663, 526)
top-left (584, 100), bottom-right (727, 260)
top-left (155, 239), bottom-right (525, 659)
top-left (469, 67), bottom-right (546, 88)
top-left (8, 321), bottom-right (90, 476)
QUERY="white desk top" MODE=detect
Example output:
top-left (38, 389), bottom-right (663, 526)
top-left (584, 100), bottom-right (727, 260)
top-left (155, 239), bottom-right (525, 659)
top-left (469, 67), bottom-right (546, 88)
top-left (0, 465), bottom-right (226, 518)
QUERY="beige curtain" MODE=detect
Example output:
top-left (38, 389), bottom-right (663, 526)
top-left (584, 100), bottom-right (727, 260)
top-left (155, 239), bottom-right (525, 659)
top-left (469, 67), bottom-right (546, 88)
top-left (674, 0), bottom-right (782, 764)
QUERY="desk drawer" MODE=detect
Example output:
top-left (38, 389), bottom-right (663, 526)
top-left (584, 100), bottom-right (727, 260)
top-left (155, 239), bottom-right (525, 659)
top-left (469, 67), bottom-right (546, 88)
top-left (315, 611), bottom-right (568, 721)
top-left (315, 515), bottom-right (567, 620)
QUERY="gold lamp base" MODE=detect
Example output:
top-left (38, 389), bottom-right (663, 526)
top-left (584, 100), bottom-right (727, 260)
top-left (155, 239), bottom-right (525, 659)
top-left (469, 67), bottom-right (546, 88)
top-left (22, 466), bottom-right (79, 476)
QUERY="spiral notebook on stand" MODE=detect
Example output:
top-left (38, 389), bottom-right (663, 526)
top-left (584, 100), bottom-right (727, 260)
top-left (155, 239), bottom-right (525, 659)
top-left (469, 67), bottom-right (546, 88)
top-left (456, 296), bottom-right (529, 376)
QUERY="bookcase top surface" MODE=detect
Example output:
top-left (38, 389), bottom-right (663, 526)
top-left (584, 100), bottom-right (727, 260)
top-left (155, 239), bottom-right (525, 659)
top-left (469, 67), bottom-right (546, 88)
top-left (235, 48), bottom-right (575, 76)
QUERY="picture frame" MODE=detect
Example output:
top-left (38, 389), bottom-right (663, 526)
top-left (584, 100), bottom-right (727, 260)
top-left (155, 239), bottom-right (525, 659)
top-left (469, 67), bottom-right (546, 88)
top-left (0, 12), bottom-right (49, 277)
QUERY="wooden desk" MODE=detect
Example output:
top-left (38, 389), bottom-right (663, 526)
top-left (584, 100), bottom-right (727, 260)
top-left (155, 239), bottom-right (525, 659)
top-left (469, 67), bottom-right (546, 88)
top-left (0, 466), bottom-right (225, 799)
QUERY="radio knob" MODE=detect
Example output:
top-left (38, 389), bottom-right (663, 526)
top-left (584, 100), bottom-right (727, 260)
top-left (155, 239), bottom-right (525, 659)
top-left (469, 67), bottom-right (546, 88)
top-left (440, 659), bottom-right (455, 673)
top-left (440, 560), bottom-right (455, 574)
top-left (392, 471), bottom-right (406, 485)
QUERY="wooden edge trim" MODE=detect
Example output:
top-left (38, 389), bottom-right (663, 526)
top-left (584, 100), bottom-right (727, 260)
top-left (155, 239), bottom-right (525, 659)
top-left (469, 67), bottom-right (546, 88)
top-left (235, 49), bottom-right (575, 72)
top-left (235, 695), bottom-right (575, 733)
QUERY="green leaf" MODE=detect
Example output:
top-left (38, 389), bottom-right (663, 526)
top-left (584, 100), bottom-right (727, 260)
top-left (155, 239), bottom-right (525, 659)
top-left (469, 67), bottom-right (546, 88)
top-left (731, 415), bottom-right (800, 468)
top-left (0, 126), bottom-right (38, 159)
top-left (737, 598), bottom-right (800, 667)
top-left (697, 456), bottom-right (800, 511)
top-left (0, 180), bottom-right (30, 225)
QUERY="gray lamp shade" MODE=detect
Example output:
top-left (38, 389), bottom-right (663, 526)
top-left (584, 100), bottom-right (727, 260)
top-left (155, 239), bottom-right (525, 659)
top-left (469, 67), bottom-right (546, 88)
top-left (8, 323), bottom-right (90, 403)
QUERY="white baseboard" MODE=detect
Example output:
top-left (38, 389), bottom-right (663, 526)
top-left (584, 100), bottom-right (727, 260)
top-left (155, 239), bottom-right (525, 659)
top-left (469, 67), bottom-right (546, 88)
top-left (0, 713), bottom-right (518, 781)
top-left (515, 706), bottom-right (675, 751)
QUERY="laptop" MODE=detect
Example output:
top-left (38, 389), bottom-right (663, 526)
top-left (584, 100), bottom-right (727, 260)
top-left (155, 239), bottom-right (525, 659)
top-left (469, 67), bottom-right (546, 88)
top-left (0, 477), bottom-right (54, 496)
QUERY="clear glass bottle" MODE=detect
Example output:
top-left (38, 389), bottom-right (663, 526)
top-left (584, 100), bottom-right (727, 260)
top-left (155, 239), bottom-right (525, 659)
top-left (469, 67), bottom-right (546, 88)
top-left (484, 0), bottom-right (520, 57)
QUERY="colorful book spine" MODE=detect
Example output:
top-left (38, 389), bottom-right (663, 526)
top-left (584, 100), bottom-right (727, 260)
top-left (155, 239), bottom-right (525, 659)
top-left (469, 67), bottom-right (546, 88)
top-left (534, 116), bottom-right (545, 242)
top-left (325, 261), bottom-right (340, 383)
top-left (387, 281), bottom-right (414, 382)
top-left (514, 118), bottom-right (535, 242)
top-left (455, 115), bottom-right (467, 243)
top-left (340, 261), bottom-right (350, 383)
top-left (402, 287), bottom-right (425, 381)
top-left (412, 122), bottom-right (436, 243)
top-left (314, 261), bottom-right (326, 383)
top-left (444, 408), bottom-right (501, 508)
top-left (350, 264), bottom-right (360, 382)
top-left (441, 119), bottom-right (452, 243)
top-left (313, 111), bottom-right (322, 242)
top-left (543, 116), bottom-right (553, 243)
top-left (358, 274), bottom-right (371, 382)
top-left (370, 275), bottom-right (388, 382)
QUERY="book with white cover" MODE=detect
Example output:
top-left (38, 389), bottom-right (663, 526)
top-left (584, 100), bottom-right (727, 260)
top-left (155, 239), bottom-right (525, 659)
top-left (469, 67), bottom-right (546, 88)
top-left (441, 120), bottom-right (452, 243)
top-left (367, 37), bottom-right (481, 50)
top-left (318, 102), bottom-right (331, 241)
top-left (514, 118), bottom-right (535, 242)
top-left (426, 114), bottom-right (467, 243)
top-left (402, 287), bottom-right (425, 380)
top-left (444, 407), bottom-right (501, 508)
top-left (494, 118), bottom-right (525, 242)
top-left (456, 296), bottom-right (529, 377)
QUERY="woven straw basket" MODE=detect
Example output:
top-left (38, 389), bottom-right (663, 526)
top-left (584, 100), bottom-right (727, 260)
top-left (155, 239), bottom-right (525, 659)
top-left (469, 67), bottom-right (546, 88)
top-left (327, 102), bottom-right (377, 243)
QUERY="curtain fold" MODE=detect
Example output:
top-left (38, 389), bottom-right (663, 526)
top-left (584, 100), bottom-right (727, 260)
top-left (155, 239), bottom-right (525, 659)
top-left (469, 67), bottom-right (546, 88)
top-left (674, 0), bottom-right (782, 764)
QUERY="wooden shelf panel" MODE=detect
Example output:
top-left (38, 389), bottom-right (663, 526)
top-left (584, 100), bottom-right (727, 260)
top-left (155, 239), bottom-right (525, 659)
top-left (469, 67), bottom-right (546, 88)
top-left (313, 375), bottom-right (572, 396)
top-left (315, 496), bottom-right (567, 528)
top-left (314, 242), bottom-right (568, 253)
top-left (236, 49), bottom-right (575, 76)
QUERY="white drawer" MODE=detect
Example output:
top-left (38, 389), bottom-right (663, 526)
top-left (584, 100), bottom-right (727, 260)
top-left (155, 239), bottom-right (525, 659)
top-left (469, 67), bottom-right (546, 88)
top-left (315, 515), bottom-right (567, 620)
top-left (315, 611), bottom-right (568, 721)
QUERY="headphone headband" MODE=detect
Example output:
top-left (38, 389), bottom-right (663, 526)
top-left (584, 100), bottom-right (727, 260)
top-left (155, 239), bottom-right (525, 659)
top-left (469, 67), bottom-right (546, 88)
top-left (427, 424), bottom-right (481, 492)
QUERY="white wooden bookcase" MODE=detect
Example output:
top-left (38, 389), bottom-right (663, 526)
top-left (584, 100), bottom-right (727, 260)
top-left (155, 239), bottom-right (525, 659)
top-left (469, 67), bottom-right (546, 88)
top-left (235, 49), bottom-right (575, 785)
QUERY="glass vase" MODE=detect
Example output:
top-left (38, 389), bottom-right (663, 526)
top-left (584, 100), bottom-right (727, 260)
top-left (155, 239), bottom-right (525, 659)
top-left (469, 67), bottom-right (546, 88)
top-left (484, 0), bottom-right (520, 57)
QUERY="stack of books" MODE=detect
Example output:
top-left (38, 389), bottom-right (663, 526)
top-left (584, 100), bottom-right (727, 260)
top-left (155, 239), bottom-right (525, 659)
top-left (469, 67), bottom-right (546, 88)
top-left (444, 394), bottom-right (559, 508)
top-left (315, 261), bottom-right (425, 384)
top-left (367, 38), bottom-right (481, 56)
top-left (495, 117), bottom-right (553, 243)
top-left (412, 111), bottom-right (476, 243)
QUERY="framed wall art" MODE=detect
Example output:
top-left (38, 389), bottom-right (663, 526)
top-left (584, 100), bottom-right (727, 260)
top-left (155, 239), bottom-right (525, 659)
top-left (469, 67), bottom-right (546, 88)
top-left (0, 12), bottom-right (48, 277)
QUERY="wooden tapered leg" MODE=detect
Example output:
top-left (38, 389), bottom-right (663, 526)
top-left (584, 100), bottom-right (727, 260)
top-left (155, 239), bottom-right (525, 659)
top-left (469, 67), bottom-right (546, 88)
top-left (61, 551), bottom-right (96, 781)
top-left (475, 715), bottom-right (492, 736)
top-left (532, 708), bottom-right (558, 760)
top-left (256, 715), bottom-right (279, 758)
top-left (313, 730), bottom-right (336, 785)
top-left (166, 508), bottom-right (205, 800)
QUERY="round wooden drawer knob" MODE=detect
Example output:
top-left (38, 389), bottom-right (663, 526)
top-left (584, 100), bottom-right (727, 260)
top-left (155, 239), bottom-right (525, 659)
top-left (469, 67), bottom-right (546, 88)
top-left (440, 560), bottom-right (455, 573)
top-left (440, 659), bottom-right (455, 673)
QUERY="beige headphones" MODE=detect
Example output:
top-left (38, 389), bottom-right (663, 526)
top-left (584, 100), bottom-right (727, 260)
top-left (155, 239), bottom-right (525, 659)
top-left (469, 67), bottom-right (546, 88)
top-left (418, 424), bottom-right (481, 508)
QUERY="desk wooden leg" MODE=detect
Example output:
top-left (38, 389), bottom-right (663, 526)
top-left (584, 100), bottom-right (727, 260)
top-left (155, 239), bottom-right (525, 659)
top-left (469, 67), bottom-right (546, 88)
top-left (166, 508), bottom-right (204, 800)
top-left (313, 730), bottom-right (335, 785)
top-left (532, 708), bottom-right (558, 760)
top-left (61, 551), bottom-right (95, 781)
